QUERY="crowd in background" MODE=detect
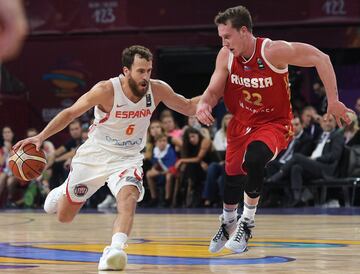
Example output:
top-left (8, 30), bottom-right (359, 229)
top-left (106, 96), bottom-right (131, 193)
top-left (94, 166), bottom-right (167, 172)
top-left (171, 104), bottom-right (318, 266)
top-left (1, 93), bottom-right (360, 210)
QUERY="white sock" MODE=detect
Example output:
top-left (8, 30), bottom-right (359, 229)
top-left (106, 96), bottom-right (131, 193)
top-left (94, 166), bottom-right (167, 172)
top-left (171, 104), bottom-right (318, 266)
top-left (242, 202), bottom-right (257, 221)
top-left (223, 207), bottom-right (238, 224)
top-left (111, 232), bottom-right (128, 249)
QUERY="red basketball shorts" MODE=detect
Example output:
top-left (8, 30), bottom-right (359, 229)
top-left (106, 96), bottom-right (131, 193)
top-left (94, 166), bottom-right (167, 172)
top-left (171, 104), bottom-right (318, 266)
top-left (225, 120), bottom-right (292, 175)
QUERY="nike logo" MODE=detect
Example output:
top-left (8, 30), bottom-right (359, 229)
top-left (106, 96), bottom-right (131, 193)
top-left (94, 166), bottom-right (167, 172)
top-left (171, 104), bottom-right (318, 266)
top-left (116, 104), bottom-right (127, 108)
top-left (245, 127), bottom-right (251, 135)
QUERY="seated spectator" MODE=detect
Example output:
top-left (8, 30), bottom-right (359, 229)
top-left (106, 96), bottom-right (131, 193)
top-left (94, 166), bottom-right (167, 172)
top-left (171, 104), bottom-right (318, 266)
top-left (269, 114), bottom-right (344, 207)
top-left (174, 127), bottom-right (214, 207)
top-left (160, 110), bottom-right (183, 139)
top-left (355, 97), bottom-right (360, 123)
top-left (343, 112), bottom-right (360, 146)
top-left (264, 116), bottom-right (313, 206)
top-left (146, 133), bottom-right (177, 207)
top-left (144, 120), bottom-right (181, 161)
top-left (47, 119), bottom-right (83, 189)
top-left (212, 113), bottom-right (232, 152)
top-left (183, 116), bottom-right (202, 132)
top-left (312, 81), bottom-right (327, 115)
top-left (266, 116), bottom-right (313, 179)
top-left (19, 128), bottom-right (56, 207)
top-left (0, 126), bottom-right (23, 207)
top-left (203, 113), bottom-right (233, 207)
top-left (0, 136), bottom-right (7, 207)
top-left (301, 106), bottom-right (322, 142)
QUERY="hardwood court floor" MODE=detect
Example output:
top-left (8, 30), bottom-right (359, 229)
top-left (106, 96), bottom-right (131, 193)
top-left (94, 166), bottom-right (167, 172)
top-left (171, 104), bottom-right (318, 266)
top-left (0, 209), bottom-right (359, 273)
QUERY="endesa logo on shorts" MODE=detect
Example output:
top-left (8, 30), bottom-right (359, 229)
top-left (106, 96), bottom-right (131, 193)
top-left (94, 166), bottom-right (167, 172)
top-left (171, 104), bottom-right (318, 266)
top-left (74, 184), bottom-right (88, 197)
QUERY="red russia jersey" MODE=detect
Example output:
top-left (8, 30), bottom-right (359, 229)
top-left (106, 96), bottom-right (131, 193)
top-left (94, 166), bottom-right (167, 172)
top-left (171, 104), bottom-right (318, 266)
top-left (223, 37), bottom-right (292, 127)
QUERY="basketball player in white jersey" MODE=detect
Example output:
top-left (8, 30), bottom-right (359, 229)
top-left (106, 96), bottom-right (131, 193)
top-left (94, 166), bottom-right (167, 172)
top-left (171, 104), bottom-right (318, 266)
top-left (13, 45), bottom-right (199, 271)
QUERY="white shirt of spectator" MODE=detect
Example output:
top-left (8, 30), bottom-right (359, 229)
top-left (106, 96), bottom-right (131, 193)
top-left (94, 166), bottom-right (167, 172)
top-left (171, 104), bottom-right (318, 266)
top-left (311, 132), bottom-right (330, 159)
top-left (153, 144), bottom-right (171, 172)
top-left (87, 74), bottom-right (156, 157)
top-left (279, 130), bottom-right (304, 164)
top-left (213, 130), bottom-right (227, 151)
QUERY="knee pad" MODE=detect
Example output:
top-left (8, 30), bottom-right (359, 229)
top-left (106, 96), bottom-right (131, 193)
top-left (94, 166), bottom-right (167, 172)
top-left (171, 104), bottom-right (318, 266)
top-left (243, 141), bottom-right (274, 199)
top-left (223, 174), bottom-right (245, 205)
top-left (243, 141), bottom-right (273, 171)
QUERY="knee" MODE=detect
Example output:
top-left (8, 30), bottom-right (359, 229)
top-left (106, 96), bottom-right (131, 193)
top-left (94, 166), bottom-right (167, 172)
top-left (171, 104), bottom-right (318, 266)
top-left (244, 142), bottom-right (272, 170)
top-left (117, 188), bottom-right (139, 207)
top-left (126, 192), bottom-right (139, 203)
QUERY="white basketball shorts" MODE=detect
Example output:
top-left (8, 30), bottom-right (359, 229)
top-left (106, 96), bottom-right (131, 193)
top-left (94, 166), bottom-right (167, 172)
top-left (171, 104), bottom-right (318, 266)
top-left (61, 140), bottom-right (145, 204)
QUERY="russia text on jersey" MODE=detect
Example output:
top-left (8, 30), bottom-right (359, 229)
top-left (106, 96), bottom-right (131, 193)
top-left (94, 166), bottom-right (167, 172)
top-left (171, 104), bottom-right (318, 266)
top-left (231, 74), bottom-right (273, 88)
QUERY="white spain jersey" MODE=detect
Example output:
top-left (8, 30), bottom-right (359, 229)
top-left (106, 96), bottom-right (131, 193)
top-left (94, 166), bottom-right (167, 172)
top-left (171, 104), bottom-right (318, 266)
top-left (87, 75), bottom-right (156, 159)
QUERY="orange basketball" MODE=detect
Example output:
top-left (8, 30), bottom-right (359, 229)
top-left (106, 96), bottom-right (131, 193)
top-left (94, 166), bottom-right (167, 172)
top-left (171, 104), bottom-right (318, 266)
top-left (9, 143), bottom-right (47, 181)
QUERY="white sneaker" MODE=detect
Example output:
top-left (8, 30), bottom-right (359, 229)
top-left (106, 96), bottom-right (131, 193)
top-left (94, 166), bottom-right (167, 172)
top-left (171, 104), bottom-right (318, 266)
top-left (98, 245), bottom-right (127, 271)
top-left (208, 214), bottom-right (237, 253)
top-left (225, 217), bottom-right (254, 253)
top-left (97, 195), bottom-right (116, 209)
top-left (44, 184), bottom-right (66, 214)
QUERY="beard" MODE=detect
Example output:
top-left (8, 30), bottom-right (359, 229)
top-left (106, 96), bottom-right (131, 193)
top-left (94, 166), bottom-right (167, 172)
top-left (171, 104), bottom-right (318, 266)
top-left (128, 76), bottom-right (149, 98)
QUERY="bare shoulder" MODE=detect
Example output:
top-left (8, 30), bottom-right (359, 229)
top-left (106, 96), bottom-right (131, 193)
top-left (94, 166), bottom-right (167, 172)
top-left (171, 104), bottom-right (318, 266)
top-left (150, 79), bottom-right (173, 103)
top-left (91, 80), bottom-right (114, 95)
top-left (264, 40), bottom-right (292, 57)
top-left (264, 40), bottom-right (293, 68)
top-left (87, 80), bottom-right (114, 111)
top-left (217, 47), bottom-right (230, 65)
top-left (150, 79), bottom-right (172, 92)
top-left (218, 46), bottom-right (230, 58)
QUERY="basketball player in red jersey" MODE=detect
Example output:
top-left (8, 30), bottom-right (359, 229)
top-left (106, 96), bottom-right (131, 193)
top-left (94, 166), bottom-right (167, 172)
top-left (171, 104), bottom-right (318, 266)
top-left (14, 45), bottom-right (199, 271)
top-left (196, 6), bottom-right (353, 254)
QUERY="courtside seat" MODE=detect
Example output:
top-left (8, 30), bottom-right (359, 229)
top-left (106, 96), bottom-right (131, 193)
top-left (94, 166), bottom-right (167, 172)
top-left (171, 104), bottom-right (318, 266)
top-left (307, 145), bottom-right (360, 207)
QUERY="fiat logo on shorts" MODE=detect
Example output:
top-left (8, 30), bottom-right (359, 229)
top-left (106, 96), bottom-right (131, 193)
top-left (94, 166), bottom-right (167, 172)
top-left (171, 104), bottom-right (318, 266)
top-left (74, 184), bottom-right (88, 197)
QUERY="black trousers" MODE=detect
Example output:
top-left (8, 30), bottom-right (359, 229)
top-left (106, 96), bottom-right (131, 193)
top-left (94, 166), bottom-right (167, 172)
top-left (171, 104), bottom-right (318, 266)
top-left (281, 154), bottom-right (325, 196)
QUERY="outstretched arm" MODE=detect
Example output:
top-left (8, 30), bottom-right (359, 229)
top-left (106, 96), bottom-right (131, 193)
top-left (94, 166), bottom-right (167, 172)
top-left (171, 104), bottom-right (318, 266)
top-left (13, 81), bottom-right (112, 151)
top-left (196, 47), bottom-right (229, 126)
top-left (152, 80), bottom-right (200, 116)
top-left (265, 40), bottom-right (353, 126)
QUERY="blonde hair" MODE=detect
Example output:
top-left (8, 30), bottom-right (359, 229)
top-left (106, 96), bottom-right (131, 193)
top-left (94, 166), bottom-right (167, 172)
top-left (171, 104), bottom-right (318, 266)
top-left (346, 112), bottom-right (359, 131)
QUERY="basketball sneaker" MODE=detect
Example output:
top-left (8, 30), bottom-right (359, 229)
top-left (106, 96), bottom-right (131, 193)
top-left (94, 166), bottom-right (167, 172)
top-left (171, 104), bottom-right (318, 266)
top-left (98, 245), bottom-right (127, 271)
top-left (208, 214), bottom-right (238, 253)
top-left (225, 217), bottom-right (255, 253)
top-left (43, 183), bottom-right (66, 214)
top-left (97, 194), bottom-right (116, 209)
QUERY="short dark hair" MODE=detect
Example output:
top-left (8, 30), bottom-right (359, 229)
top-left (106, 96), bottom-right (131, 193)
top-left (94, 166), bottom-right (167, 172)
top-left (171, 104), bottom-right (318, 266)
top-left (155, 133), bottom-right (168, 142)
top-left (214, 6), bottom-right (253, 32)
top-left (26, 127), bottom-right (37, 133)
top-left (69, 119), bottom-right (81, 127)
top-left (122, 45), bottom-right (153, 69)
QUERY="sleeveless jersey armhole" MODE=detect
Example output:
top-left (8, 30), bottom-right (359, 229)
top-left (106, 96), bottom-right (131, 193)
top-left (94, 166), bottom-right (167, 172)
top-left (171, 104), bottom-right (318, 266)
top-left (261, 38), bottom-right (288, 74)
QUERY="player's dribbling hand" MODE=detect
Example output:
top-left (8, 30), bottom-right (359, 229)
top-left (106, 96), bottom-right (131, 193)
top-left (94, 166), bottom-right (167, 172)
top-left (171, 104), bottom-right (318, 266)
top-left (13, 135), bottom-right (44, 152)
top-left (196, 103), bottom-right (215, 126)
top-left (327, 100), bottom-right (355, 128)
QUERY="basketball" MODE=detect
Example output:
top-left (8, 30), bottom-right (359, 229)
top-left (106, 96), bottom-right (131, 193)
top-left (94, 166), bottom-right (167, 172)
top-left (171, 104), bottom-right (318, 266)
top-left (9, 143), bottom-right (47, 181)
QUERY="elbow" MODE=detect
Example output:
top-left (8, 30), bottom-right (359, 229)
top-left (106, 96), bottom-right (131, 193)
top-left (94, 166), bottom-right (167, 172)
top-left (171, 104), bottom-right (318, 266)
top-left (321, 53), bottom-right (331, 64)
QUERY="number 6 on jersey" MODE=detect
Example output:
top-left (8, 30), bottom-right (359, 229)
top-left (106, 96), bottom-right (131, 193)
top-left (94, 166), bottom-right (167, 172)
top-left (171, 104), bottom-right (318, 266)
top-left (126, 124), bottom-right (135, 135)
